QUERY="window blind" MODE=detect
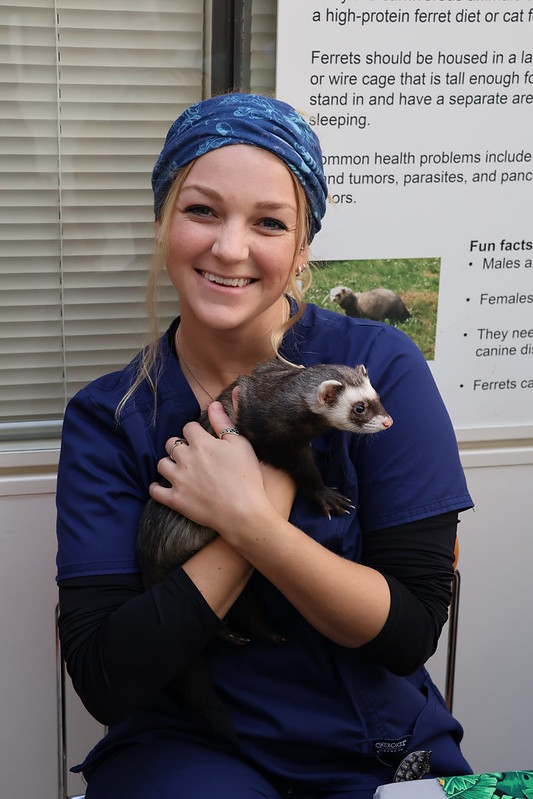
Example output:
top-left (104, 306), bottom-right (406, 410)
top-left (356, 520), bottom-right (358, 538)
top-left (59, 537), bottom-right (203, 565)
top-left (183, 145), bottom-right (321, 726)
top-left (1, 0), bottom-right (278, 447)
top-left (250, 0), bottom-right (277, 95)
top-left (0, 0), bottom-right (204, 442)
top-left (0, 2), bottom-right (64, 435)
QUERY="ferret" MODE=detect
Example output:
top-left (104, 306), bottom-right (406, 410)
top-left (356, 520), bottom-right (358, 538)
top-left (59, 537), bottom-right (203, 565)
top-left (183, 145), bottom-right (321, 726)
top-left (330, 285), bottom-right (411, 324)
top-left (136, 359), bottom-right (392, 738)
top-left (137, 360), bottom-right (392, 589)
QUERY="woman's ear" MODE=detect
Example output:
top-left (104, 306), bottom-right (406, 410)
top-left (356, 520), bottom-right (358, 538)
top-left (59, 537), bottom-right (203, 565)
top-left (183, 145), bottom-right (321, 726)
top-left (296, 242), bottom-right (309, 275)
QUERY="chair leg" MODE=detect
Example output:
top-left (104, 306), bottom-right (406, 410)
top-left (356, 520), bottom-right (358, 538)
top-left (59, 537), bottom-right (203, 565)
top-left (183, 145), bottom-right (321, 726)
top-left (56, 603), bottom-right (88, 799)
top-left (56, 603), bottom-right (68, 799)
top-left (445, 570), bottom-right (460, 713)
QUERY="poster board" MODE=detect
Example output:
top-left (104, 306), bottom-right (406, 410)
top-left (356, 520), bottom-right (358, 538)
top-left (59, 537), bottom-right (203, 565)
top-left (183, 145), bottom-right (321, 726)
top-left (276, 0), bottom-right (532, 439)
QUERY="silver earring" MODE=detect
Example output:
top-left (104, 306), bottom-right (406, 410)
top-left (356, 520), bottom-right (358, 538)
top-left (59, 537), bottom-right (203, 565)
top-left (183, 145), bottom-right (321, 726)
top-left (296, 263), bottom-right (307, 276)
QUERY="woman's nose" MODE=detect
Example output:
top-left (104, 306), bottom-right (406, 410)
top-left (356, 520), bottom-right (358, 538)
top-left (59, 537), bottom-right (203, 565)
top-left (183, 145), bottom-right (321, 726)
top-left (211, 221), bottom-right (249, 263)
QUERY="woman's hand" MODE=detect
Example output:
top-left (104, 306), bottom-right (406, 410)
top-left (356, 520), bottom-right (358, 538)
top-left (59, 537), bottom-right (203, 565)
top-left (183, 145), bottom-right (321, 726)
top-left (150, 401), bottom-right (295, 535)
top-left (148, 401), bottom-right (296, 620)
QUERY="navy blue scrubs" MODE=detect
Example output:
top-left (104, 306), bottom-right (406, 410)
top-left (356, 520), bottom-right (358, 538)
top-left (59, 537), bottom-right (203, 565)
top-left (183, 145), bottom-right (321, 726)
top-left (57, 304), bottom-right (473, 797)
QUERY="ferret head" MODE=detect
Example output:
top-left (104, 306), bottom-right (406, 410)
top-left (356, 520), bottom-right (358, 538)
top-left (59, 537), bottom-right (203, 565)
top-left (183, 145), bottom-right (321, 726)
top-left (313, 365), bottom-right (393, 435)
top-left (329, 285), bottom-right (351, 305)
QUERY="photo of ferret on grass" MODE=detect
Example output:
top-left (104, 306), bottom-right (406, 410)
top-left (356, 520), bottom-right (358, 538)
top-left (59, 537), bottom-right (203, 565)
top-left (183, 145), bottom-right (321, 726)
top-left (330, 285), bottom-right (411, 324)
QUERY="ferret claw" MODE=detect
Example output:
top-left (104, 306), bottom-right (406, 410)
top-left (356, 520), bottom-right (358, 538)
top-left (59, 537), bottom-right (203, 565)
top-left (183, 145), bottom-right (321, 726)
top-left (319, 487), bottom-right (355, 518)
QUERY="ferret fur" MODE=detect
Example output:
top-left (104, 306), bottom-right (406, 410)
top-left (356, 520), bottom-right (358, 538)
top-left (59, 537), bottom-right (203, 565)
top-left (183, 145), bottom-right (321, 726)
top-left (137, 360), bottom-right (392, 588)
top-left (136, 359), bottom-right (392, 739)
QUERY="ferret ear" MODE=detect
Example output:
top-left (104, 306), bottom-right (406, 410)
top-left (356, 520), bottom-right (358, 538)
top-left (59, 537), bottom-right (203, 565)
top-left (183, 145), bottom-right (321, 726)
top-left (358, 365), bottom-right (368, 378)
top-left (317, 379), bottom-right (343, 406)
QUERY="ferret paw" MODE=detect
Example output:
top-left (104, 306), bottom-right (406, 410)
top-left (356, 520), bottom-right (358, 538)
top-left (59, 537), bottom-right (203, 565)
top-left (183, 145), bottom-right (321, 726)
top-left (318, 487), bottom-right (354, 517)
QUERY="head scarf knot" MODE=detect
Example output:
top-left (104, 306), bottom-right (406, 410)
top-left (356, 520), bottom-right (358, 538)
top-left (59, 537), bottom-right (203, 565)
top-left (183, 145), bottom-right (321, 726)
top-left (151, 93), bottom-right (327, 241)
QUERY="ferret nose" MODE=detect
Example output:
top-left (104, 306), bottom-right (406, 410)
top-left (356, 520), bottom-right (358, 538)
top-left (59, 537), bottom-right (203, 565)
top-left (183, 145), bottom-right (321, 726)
top-left (382, 416), bottom-right (393, 429)
top-left (212, 222), bottom-right (249, 263)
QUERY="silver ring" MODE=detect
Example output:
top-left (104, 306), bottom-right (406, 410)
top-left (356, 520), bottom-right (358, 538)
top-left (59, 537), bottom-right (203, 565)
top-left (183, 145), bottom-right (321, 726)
top-left (168, 438), bottom-right (186, 460)
top-left (218, 427), bottom-right (240, 439)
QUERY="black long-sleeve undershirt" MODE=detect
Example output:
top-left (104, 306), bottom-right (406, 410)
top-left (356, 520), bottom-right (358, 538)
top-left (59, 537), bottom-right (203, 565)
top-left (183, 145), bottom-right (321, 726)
top-left (58, 511), bottom-right (458, 727)
top-left (358, 511), bottom-right (457, 672)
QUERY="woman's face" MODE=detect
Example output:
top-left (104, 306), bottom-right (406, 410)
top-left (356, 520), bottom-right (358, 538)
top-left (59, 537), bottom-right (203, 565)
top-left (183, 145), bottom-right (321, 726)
top-left (163, 144), bottom-right (307, 337)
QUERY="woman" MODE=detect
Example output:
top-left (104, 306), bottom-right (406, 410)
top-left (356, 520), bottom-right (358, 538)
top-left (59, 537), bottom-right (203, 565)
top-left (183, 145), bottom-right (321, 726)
top-left (56, 93), bottom-right (473, 798)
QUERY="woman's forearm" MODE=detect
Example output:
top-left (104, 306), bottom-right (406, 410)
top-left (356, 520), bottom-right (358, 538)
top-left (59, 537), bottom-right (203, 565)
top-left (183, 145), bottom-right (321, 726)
top-left (217, 501), bottom-right (391, 649)
top-left (154, 408), bottom-right (388, 648)
top-left (59, 566), bottom-right (223, 726)
top-left (182, 535), bottom-right (253, 618)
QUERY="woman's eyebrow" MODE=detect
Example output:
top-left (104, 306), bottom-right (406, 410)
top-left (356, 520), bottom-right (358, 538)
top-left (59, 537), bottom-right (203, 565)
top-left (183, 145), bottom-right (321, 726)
top-left (255, 200), bottom-right (297, 213)
top-left (179, 184), bottom-right (221, 200)
top-left (180, 185), bottom-right (296, 212)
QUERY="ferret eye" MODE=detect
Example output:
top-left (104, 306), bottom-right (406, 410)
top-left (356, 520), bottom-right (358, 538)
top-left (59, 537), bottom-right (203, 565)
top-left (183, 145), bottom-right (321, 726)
top-left (354, 403), bottom-right (366, 414)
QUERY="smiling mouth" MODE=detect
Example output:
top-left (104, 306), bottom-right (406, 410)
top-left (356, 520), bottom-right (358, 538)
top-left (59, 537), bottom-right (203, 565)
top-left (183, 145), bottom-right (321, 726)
top-left (199, 270), bottom-right (255, 288)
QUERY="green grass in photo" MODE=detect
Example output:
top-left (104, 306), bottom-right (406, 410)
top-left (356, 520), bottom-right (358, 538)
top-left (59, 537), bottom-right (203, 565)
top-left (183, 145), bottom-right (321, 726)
top-left (307, 258), bottom-right (440, 360)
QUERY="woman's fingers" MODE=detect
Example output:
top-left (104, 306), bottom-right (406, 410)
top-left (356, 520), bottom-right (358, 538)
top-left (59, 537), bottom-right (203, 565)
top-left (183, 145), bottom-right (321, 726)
top-left (204, 400), bottom-right (239, 440)
top-left (149, 401), bottom-right (260, 525)
top-left (166, 437), bottom-right (188, 461)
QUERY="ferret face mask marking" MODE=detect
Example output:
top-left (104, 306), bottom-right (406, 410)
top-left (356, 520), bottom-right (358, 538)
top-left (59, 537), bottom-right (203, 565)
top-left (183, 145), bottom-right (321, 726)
top-left (313, 368), bottom-right (393, 435)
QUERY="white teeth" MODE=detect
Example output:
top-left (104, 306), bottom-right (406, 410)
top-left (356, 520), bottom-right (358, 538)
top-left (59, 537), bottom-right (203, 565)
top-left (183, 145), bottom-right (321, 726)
top-left (202, 271), bottom-right (252, 288)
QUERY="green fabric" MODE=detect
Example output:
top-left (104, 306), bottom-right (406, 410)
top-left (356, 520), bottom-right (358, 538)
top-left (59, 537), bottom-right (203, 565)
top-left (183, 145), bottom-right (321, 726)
top-left (439, 771), bottom-right (533, 798)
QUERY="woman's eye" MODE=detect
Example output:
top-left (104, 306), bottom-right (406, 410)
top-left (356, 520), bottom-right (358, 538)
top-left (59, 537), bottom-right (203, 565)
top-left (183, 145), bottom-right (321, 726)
top-left (260, 217), bottom-right (288, 232)
top-left (184, 205), bottom-right (212, 217)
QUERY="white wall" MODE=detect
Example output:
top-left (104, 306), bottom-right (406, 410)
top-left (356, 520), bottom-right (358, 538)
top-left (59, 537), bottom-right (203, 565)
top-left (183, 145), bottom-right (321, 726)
top-left (430, 448), bottom-right (533, 773)
top-left (0, 451), bottom-right (103, 799)
top-left (0, 443), bottom-right (531, 797)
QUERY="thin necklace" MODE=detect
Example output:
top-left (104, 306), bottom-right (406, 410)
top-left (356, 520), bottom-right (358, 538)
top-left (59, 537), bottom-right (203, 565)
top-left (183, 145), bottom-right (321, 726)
top-left (175, 334), bottom-right (217, 402)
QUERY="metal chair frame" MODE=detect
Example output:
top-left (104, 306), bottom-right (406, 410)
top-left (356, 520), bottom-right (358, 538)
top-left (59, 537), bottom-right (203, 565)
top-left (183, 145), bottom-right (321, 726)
top-left (56, 604), bottom-right (86, 799)
top-left (445, 568), bottom-right (461, 713)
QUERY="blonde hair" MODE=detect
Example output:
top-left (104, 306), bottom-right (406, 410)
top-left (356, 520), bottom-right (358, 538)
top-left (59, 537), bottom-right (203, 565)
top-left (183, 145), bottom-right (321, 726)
top-left (116, 156), bottom-right (312, 422)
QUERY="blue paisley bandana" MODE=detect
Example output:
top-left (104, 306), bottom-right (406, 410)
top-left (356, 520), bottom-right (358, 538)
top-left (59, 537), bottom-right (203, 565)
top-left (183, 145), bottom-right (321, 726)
top-left (151, 93), bottom-right (327, 241)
